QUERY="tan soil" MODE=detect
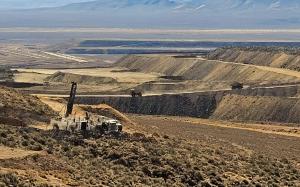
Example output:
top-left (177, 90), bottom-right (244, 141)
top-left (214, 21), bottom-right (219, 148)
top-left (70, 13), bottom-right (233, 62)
top-left (39, 97), bottom-right (134, 126)
top-left (0, 86), bottom-right (57, 126)
top-left (116, 55), bottom-right (300, 85)
top-left (208, 47), bottom-right (300, 71)
top-left (80, 104), bottom-right (133, 125)
top-left (0, 146), bottom-right (42, 160)
top-left (211, 94), bottom-right (300, 124)
top-left (129, 114), bottom-right (300, 162)
top-left (17, 68), bottom-right (159, 84)
top-left (13, 72), bottom-right (49, 84)
top-left (44, 71), bottom-right (117, 85)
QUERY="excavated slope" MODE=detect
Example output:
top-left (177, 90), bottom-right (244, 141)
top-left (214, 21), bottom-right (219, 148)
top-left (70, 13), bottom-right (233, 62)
top-left (75, 94), bottom-right (218, 119)
top-left (44, 71), bottom-right (117, 85)
top-left (115, 55), bottom-right (300, 84)
top-left (208, 47), bottom-right (300, 71)
top-left (0, 86), bottom-right (57, 126)
top-left (76, 90), bottom-right (300, 124)
top-left (116, 55), bottom-right (198, 76)
top-left (211, 95), bottom-right (300, 124)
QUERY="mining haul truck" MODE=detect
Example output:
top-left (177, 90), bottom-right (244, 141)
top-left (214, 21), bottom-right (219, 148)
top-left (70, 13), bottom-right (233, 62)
top-left (231, 82), bottom-right (244, 90)
top-left (51, 82), bottom-right (122, 134)
top-left (130, 89), bottom-right (143, 97)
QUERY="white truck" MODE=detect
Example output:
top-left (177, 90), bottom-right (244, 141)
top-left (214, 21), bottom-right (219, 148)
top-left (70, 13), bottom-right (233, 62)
top-left (51, 117), bottom-right (122, 134)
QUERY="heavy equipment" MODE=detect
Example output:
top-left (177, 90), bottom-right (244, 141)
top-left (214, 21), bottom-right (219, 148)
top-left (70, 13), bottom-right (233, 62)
top-left (51, 82), bottom-right (122, 134)
top-left (130, 89), bottom-right (143, 97)
top-left (231, 82), bottom-right (244, 90)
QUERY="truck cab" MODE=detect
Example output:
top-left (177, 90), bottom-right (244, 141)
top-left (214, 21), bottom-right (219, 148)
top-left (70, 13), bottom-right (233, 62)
top-left (96, 119), bottom-right (122, 134)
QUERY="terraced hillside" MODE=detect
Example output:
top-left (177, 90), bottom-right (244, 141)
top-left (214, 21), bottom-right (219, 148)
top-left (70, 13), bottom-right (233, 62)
top-left (211, 95), bottom-right (300, 124)
top-left (208, 47), bottom-right (300, 71)
top-left (115, 55), bottom-right (300, 85)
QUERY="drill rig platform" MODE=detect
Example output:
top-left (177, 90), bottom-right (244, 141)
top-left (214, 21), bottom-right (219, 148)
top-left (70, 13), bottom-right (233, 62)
top-left (50, 82), bottom-right (122, 134)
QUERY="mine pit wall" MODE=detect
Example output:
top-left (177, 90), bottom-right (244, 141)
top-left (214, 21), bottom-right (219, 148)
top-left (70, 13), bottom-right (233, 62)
top-left (75, 85), bottom-right (300, 124)
top-left (211, 95), bottom-right (300, 124)
top-left (75, 93), bottom-right (220, 119)
top-left (234, 85), bottom-right (300, 97)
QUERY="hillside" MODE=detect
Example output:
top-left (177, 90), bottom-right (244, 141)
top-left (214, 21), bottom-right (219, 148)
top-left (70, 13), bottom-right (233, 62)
top-left (0, 86), bottom-right (57, 126)
top-left (208, 47), bottom-right (300, 71)
top-left (115, 55), bottom-right (300, 85)
top-left (211, 95), bottom-right (300, 124)
top-left (116, 55), bottom-right (198, 76)
top-left (44, 71), bottom-right (117, 85)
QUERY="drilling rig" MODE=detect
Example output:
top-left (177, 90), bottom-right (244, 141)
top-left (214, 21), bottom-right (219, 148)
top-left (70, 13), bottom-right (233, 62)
top-left (50, 82), bottom-right (122, 134)
top-left (65, 82), bottom-right (77, 118)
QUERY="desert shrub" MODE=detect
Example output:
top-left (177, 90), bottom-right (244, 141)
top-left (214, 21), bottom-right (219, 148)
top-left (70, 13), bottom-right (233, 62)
top-left (28, 143), bottom-right (43, 151)
top-left (0, 132), bottom-right (7, 138)
top-left (21, 140), bottom-right (28, 147)
top-left (0, 125), bottom-right (300, 186)
top-left (0, 173), bottom-right (20, 186)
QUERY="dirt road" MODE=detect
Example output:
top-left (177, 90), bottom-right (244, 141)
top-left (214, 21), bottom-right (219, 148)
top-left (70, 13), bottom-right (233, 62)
top-left (130, 115), bottom-right (300, 162)
top-left (44, 52), bottom-right (88, 63)
top-left (32, 82), bottom-right (300, 98)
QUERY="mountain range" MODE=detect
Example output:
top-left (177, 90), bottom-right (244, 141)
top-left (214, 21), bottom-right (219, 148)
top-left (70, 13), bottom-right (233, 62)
top-left (60, 0), bottom-right (300, 11)
top-left (0, 0), bottom-right (300, 28)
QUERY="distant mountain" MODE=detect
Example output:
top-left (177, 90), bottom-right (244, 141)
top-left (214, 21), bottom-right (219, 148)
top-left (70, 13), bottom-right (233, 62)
top-left (0, 0), bottom-right (92, 10)
top-left (59, 0), bottom-right (300, 12)
top-left (0, 0), bottom-right (300, 28)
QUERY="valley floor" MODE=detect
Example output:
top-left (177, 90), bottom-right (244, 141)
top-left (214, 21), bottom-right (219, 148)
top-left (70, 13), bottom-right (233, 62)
top-left (130, 114), bottom-right (300, 163)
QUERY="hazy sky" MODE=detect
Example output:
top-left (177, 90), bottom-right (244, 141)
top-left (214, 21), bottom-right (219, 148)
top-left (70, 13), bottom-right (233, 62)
top-left (0, 0), bottom-right (299, 28)
top-left (0, 0), bottom-right (93, 9)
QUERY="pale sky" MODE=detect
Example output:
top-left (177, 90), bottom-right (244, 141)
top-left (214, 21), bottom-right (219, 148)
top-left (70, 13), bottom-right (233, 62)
top-left (0, 0), bottom-right (94, 9)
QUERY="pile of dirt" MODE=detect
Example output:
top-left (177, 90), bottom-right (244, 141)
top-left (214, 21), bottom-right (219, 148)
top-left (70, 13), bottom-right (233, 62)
top-left (1, 125), bottom-right (299, 186)
top-left (80, 104), bottom-right (133, 124)
top-left (115, 55), bottom-right (300, 85)
top-left (0, 86), bottom-right (57, 126)
top-left (44, 71), bottom-right (117, 85)
top-left (211, 94), bottom-right (300, 124)
top-left (208, 47), bottom-right (300, 71)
